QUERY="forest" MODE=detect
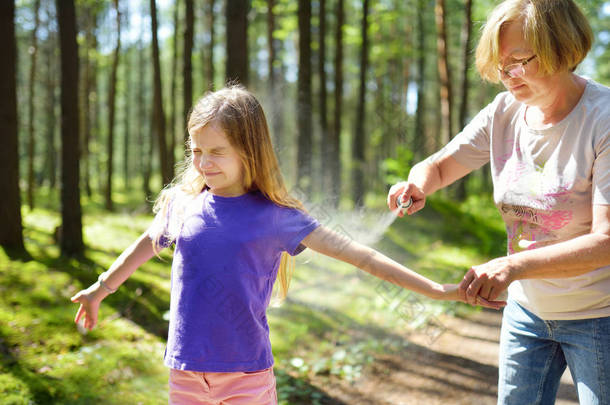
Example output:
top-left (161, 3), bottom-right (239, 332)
top-left (0, 0), bottom-right (608, 403)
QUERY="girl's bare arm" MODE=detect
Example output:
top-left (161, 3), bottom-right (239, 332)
top-left (301, 225), bottom-right (504, 309)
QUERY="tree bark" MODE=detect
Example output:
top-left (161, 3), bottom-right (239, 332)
top-left (183, 0), bottom-right (194, 146)
top-left (297, 0), bottom-right (312, 194)
top-left (137, 36), bottom-right (152, 200)
top-left (150, 0), bottom-right (172, 186)
top-left (0, 0), bottom-right (26, 252)
top-left (266, 0), bottom-right (283, 158)
top-left (456, 0), bottom-right (472, 200)
top-left (124, 45), bottom-right (131, 190)
top-left (318, 0), bottom-right (329, 195)
top-left (123, 4), bottom-right (131, 191)
top-left (56, 0), bottom-right (84, 256)
top-left (27, 0), bottom-right (41, 210)
top-left (352, 0), bottom-right (370, 206)
top-left (43, 1), bottom-right (57, 190)
top-left (414, 0), bottom-right (427, 161)
top-left (105, 0), bottom-right (121, 211)
top-left (267, 0), bottom-right (276, 92)
top-left (170, 0), bottom-right (180, 168)
top-left (206, 0), bottom-right (215, 90)
top-left (225, 0), bottom-right (249, 85)
top-left (435, 0), bottom-right (453, 146)
top-left (330, 0), bottom-right (344, 205)
top-left (81, 4), bottom-right (95, 197)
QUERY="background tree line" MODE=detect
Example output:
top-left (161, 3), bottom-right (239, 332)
top-left (1, 0), bottom-right (608, 257)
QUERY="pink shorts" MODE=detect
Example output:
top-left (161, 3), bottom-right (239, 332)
top-left (168, 367), bottom-right (278, 405)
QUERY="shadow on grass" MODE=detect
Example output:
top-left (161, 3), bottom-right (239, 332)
top-left (0, 329), bottom-right (65, 405)
top-left (275, 368), bottom-right (349, 405)
top-left (1, 246), bottom-right (33, 262)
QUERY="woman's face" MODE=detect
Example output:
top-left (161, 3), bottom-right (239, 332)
top-left (190, 124), bottom-right (246, 197)
top-left (498, 21), bottom-right (551, 106)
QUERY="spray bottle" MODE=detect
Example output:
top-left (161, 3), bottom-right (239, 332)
top-left (395, 191), bottom-right (413, 213)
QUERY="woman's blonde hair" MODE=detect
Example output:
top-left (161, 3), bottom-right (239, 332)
top-left (475, 0), bottom-right (593, 83)
top-left (153, 85), bottom-right (304, 301)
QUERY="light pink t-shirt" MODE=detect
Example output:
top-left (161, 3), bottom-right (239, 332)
top-left (435, 79), bottom-right (610, 320)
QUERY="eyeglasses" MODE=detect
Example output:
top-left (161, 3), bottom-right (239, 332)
top-left (498, 55), bottom-right (537, 78)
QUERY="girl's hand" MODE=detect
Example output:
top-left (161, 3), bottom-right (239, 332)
top-left (387, 181), bottom-right (426, 217)
top-left (441, 284), bottom-right (506, 310)
top-left (71, 284), bottom-right (106, 330)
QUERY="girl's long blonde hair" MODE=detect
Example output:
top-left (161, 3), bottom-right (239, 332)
top-left (152, 85), bottom-right (303, 301)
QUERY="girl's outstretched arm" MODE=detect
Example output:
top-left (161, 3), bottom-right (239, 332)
top-left (70, 232), bottom-right (158, 330)
top-left (301, 226), bottom-right (505, 309)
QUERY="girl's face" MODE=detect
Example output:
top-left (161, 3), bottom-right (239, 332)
top-left (190, 124), bottom-right (246, 197)
top-left (498, 21), bottom-right (551, 106)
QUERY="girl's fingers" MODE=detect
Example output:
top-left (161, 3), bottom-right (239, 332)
top-left (74, 305), bottom-right (85, 324)
top-left (71, 290), bottom-right (98, 330)
top-left (88, 312), bottom-right (97, 330)
top-left (458, 269), bottom-right (475, 301)
top-left (477, 296), bottom-right (506, 310)
top-left (466, 275), bottom-right (484, 305)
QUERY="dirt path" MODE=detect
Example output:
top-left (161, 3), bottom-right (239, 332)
top-left (310, 309), bottom-right (580, 404)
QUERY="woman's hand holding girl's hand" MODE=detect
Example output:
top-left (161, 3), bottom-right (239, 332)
top-left (387, 181), bottom-right (426, 217)
top-left (440, 284), bottom-right (506, 310)
top-left (458, 256), bottom-right (516, 306)
top-left (70, 283), bottom-right (108, 331)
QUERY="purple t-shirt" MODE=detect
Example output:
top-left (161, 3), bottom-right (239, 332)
top-left (149, 190), bottom-right (319, 372)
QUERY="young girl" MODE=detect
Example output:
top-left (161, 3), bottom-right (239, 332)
top-left (71, 86), bottom-right (503, 405)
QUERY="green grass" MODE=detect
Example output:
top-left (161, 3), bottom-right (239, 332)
top-left (1, 190), bottom-right (505, 404)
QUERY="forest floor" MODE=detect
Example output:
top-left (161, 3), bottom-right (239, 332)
top-left (303, 308), bottom-right (580, 405)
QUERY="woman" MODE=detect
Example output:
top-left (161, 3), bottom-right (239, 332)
top-left (388, 0), bottom-right (610, 403)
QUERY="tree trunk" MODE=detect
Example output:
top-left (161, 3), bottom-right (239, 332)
top-left (93, 32), bottom-right (103, 195)
top-left (105, 0), bottom-right (121, 211)
top-left (124, 45), bottom-right (131, 190)
top-left (318, 0), bottom-right (329, 195)
top-left (206, 0), bottom-right (215, 90)
top-left (330, 0), bottom-right (344, 205)
top-left (435, 0), bottom-right (453, 146)
top-left (44, 1), bottom-right (57, 190)
top-left (150, 0), bottom-right (172, 186)
top-left (137, 36), bottom-right (152, 200)
top-left (170, 0), bottom-right (180, 168)
top-left (27, 0), bottom-right (41, 210)
top-left (0, 0), bottom-right (26, 253)
top-left (267, 0), bottom-right (284, 158)
top-left (81, 4), bottom-right (94, 197)
top-left (456, 0), bottom-right (472, 201)
top-left (56, 0), bottom-right (84, 256)
top-left (123, 4), bottom-right (131, 191)
top-left (414, 0), bottom-right (427, 161)
top-left (352, 0), bottom-right (369, 206)
top-left (183, 0), bottom-right (194, 147)
top-left (267, 0), bottom-right (276, 93)
top-left (297, 0), bottom-right (312, 195)
top-left (225, 0), bottom-right (249, 85)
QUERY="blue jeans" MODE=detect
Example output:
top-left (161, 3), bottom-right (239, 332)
top-left (498, 299), bottom-right (610, 405)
